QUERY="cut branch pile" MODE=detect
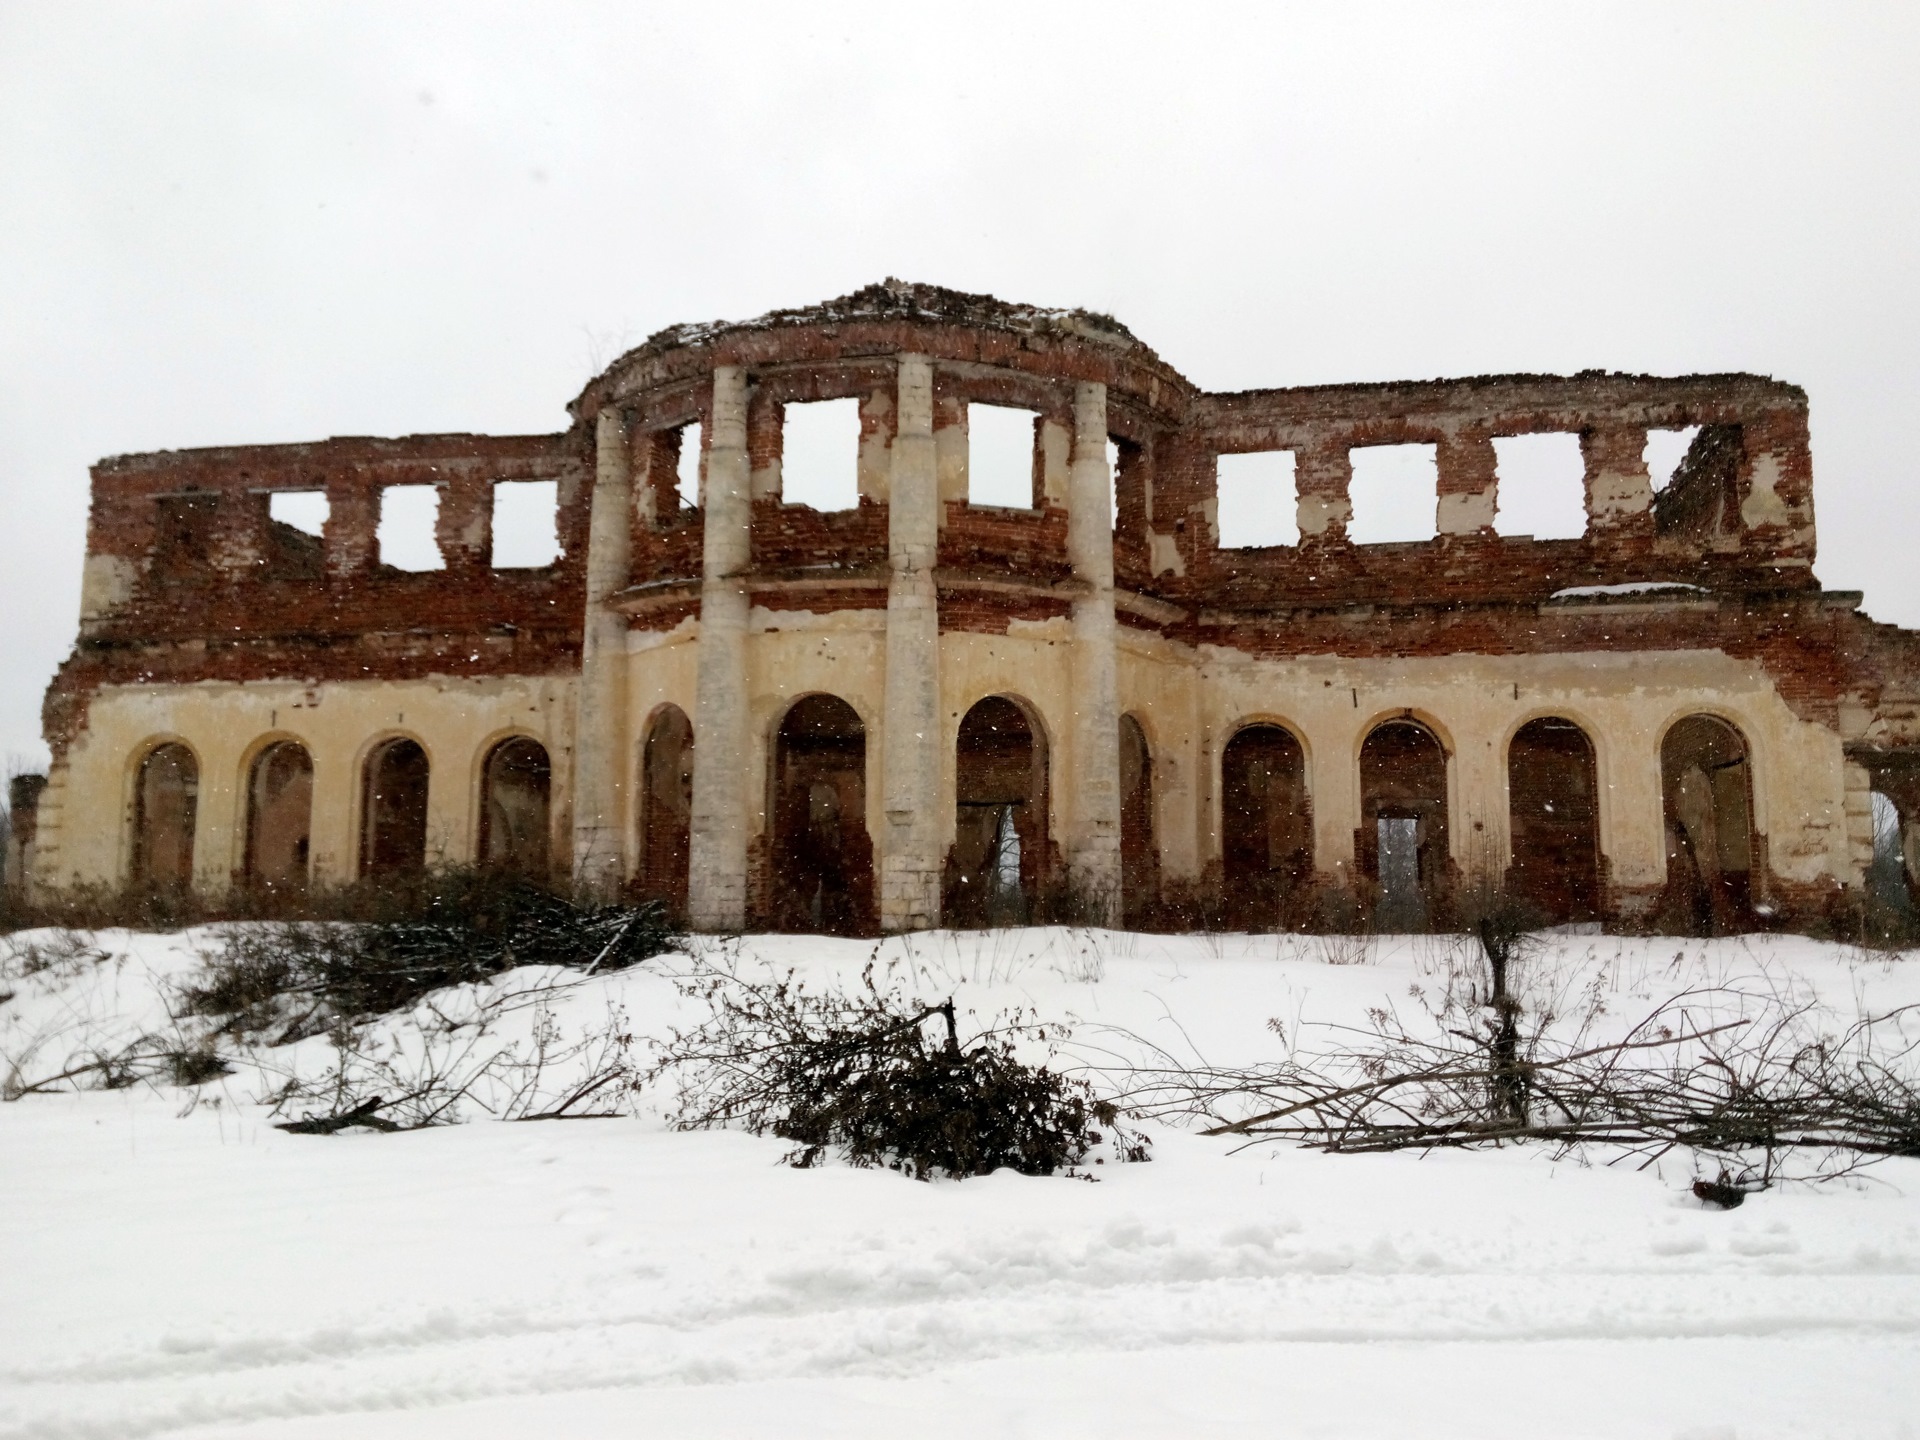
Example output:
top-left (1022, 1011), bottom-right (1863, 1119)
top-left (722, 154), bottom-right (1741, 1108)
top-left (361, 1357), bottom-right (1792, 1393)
top-left (180, 873), bottom-right (677, 1039)
top-left (1112, 982), bottom-right (1920, 1178)
top-left (649, 950), bottom-right (1149, 1179)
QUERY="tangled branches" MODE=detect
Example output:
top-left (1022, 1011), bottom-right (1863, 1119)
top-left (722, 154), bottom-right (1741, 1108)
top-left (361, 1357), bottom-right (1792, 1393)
top-left (1111, 941), bottom-right (1920, 1183)
top-left (260, 978), bottom-right (644, 1132)
top-left (649, 950), bottom-right (1149, 1179)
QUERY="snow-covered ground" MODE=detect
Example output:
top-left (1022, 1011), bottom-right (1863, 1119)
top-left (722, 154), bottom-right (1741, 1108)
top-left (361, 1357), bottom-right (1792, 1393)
top-left (4, 927), bottom-right (1919, 1439)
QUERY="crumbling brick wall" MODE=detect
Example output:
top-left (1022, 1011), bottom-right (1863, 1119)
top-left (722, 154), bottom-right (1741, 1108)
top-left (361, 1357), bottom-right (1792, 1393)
top-left (37, 281), bottom-right (1920, 933)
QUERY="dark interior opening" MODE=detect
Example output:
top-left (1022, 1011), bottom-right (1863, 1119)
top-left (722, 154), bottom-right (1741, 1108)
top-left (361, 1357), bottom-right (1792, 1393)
top-left (1506, 717), bottom-right (1600, 923)
top-left (770, 694), bottom-right (873, 934)
top-left (1220, 723), bottom-right (1312, 928)
top-left (947, 695), bottom-right (1050, 926)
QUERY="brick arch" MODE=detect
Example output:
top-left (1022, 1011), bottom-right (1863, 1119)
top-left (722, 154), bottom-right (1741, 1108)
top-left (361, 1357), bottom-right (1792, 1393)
top-left (359, 734), bottom-right (431, 880)
top-left (1358, 717), bottom-right (1451, 930)
top-left (243, 737), bottom-right (314, 897)
top-left (637, 704), bottom-right (694, 913)
top-left (1220, 721), bottom-right (1314, 929)
top-left (478, 735), bottom-right (552, 882)
top-left (1505, 716), bottom-right (1600, 923)
top-left (946, 694), bottom-right (1052, 926)
top-left (1119, 712), bottom-right (1157, 927)
top-left (767, 693), bottom-right (873, 935)
top-left (1659, 713), bottom-right (1757, 934)
top-left (129, 738), bottom-right (199, 890)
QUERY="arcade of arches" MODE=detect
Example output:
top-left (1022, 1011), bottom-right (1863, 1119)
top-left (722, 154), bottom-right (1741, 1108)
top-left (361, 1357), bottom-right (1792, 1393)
top-left (105, 705), bottom-right (1791, 935)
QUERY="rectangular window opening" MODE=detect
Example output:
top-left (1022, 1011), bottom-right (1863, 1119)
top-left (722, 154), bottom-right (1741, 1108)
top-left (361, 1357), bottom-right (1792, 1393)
top-left (491, 479), bottom-right (560, 568)
top-left (1348, 443), bottom-right (1438, 544)
top-left (1106, 438), bottom-right (1121, 529)
top-left (1216, 451), bottom-right (1299, 548)
top-left (782, 399), bottom-right (860, 512)
top-left (1644, 426), bottom-right (1703, 492)
top-left (376, 484), bottom-right (444, 571)
top-left (675, 422), bottom-right (703, 508)
top-left (268, 490), bottom-right (329, 537)
top-left (1493, 432), bottom-right (1587, 540)
top-left (968, 403), bottom-right (1037, 509)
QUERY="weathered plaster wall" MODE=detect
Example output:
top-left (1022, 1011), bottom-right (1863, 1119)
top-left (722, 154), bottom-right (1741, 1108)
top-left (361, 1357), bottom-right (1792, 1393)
top-left (35, 675), bottom-right (574, 893)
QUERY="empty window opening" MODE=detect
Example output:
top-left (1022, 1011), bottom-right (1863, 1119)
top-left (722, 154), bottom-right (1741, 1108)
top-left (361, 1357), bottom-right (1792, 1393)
top-left (675, 422), bottom-right (703, 508)
top-left (1359, 719), bottom-right (1449, 930)
top-left (490, 481), bottom-right (560, 569)
top-left (269, 491), bottom-right (329, 537)
top-left (1867, 790), bottom-right (1915, 921)
top-left (1348, 444), bottom-right (1439, 544)
top-left (782, 399), bottom-right (860, 512)
top-left (1216, 451), bottom-right (1300, 548)
top-left (262, 491), bottom-right (326, 579)
top-left (361, 738), bottom-right (430, 879)
top-left (1221, 724), bottom-right (1312, 929)
top-left (131, 742), bottom-right (197, 890)
top-left (1493, 433), bottom-right (1587, 540)
top-left (968, 404), bottom-right (1038, 509)
top-left (638, 706), bottom-right (694, 913)
top-left (770, 695), bottom-right (872, 935)
top-left (480, 737), bottom-right (552, 879)
top-left (1506, 718), bottom-right (1600, 923)
top-left (1644, 426), bottom-right (1703, 492)
top-left (1106, 439), bottom-right (1121, 529)
top-left (1119, 714), bottom-right (1157, 926)
top-left (376, 485), bottom-right (444, 572)
top-left (1660, 715), bottom-right (1754, 936)
top-left (948, 696), bottom-right (1050, 926)
top-left (244, 741), bottom-right (312, 896)
top-left (1651, 425), bottom-right (1743, 541)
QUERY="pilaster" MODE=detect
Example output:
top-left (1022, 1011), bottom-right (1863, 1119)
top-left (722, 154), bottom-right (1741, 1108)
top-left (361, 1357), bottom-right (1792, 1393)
top-left (687, 367), bottom-right (754, 929)
top-left (1067, 382), bottom-right (1121, 923)
top-left (880, 355), bottom-right (943, 930)
top-left (571, 407), bottom-right (634, 899)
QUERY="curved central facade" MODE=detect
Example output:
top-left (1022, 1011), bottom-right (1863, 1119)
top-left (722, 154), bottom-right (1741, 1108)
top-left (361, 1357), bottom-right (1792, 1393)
top-left (26, 281), bottom-right (1920, 933)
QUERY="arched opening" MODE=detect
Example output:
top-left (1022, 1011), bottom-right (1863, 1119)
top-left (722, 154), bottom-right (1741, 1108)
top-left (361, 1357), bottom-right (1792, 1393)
top-left (638, 706), bottom-right (693, 912)
top-left (1359, 719), bottom-right (1450, 930)
top-left (947, 695), bottom-right (1050, 926)
top-left (769, 694), bottom-right (873, 933)
top-left (479, 737), bottom-right (551, 880)
top-left (1660, 715), bottom-right (1756, 934)
top-left (1868, 790), bottom-right (1915, 915)
top-left (1221, 724), bottom-right (1312, 929)
top-left (1505, 718), bottom-right (1600, 923)
top-left (361, 738), bottom-right (430, 880)
top-left (1119, 714), bottom-right (1157, 927)
top-left (131, 742), bottom-right (197, 889)
top-left (244, 741), bottom-right (312, 895)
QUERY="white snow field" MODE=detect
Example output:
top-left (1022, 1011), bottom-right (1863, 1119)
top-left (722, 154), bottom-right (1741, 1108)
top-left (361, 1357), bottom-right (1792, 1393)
top-left (4, 927), bottom-right (1920, 1440)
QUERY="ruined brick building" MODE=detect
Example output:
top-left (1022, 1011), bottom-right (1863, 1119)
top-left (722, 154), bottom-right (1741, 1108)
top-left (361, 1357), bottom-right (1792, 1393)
top-left (18, 281), bottom-right (1920, 933)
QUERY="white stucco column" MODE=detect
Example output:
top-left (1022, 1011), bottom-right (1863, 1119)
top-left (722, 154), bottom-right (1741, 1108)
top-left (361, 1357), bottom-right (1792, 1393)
top-left (879, 355), bottom-right (943, 931)
top-left (571, 407), bottom-right (633, 899)
top-left (687, 366), bottom-right (753, 930)
top-left (1067, 382), bottom-right (1121, 923)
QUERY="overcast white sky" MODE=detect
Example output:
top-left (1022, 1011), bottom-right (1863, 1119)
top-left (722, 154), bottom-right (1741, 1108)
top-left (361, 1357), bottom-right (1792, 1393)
top-left (3, 2), bottom-right (1917, 769)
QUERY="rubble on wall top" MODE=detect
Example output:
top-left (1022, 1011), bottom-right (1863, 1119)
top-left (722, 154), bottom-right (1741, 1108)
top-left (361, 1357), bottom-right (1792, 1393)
top-left (603, 278), bottom-right (1154, 370)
